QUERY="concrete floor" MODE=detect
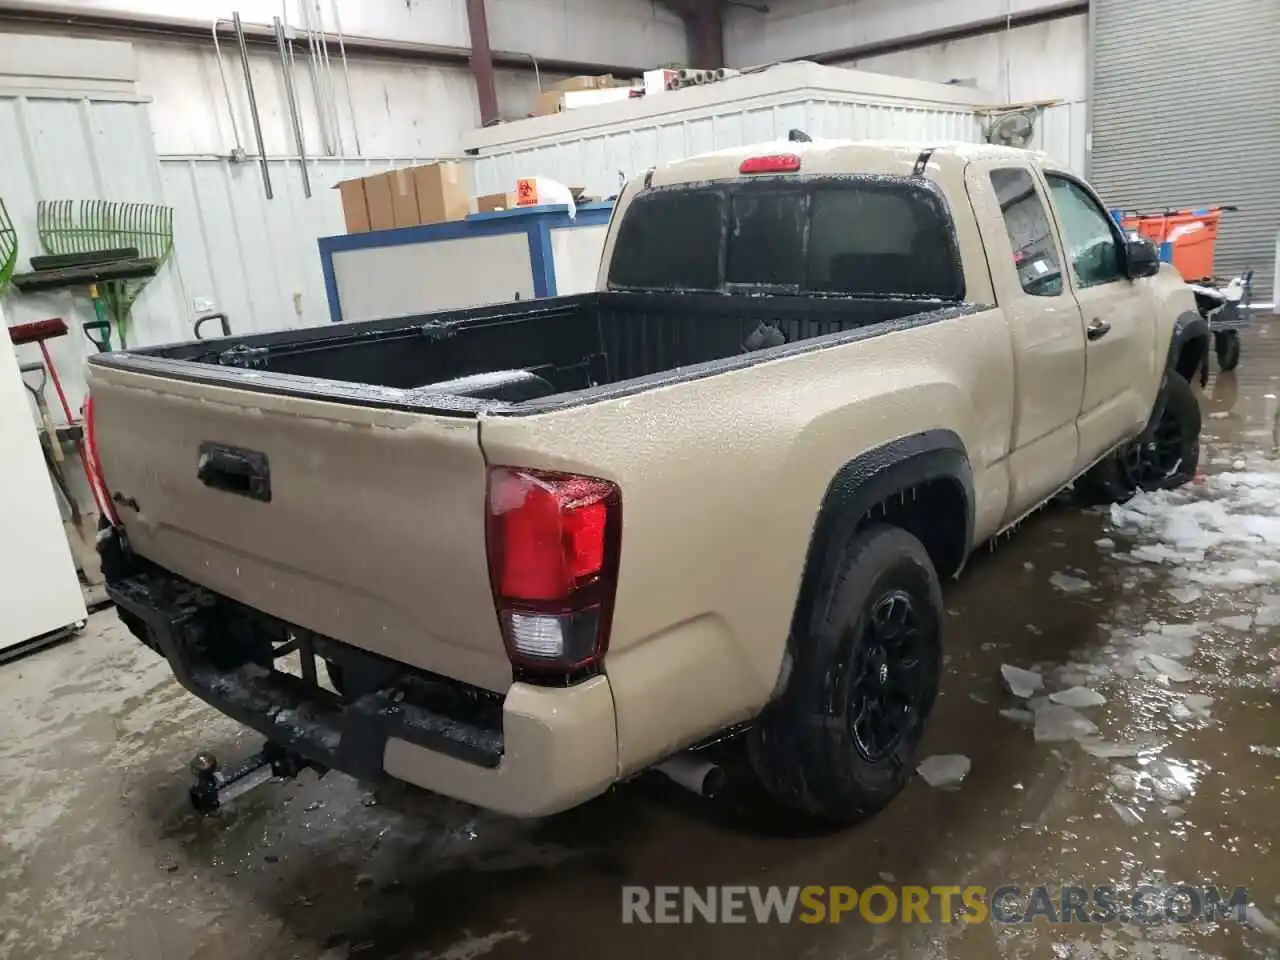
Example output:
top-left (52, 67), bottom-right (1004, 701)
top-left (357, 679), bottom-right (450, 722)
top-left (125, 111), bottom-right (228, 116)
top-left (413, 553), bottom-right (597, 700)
top-left (5, 327), bottom-right (1280, 960)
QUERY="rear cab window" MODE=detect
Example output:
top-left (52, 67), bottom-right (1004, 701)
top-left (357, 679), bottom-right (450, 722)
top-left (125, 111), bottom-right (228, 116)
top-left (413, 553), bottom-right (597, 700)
top-left (607, 177), bottom-right (966, 301)
top-left (989, 167), bottom-right (1065, 298)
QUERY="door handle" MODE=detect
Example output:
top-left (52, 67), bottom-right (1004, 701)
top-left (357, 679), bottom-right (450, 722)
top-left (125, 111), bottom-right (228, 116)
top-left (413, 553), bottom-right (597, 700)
top-left (1086, 318), bottom-right (1112, 341)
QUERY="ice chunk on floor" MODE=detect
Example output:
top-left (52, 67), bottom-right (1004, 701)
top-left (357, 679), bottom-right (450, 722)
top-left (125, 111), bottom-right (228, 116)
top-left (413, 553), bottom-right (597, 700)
top-left (1180, 693), bottom-right (1214, 716)
top-left (1217, 614), bottom-right (1253, 631)
top-left (1001, 664), bottom-right (1044, 699)
top-left (999, 708), bottom-right (1034, 724)
top-left (1095, 537), bottom-right (1115, 550)
top-left (1049, 572), bottom-right (1092, 594)
top-left (1137, 629), bottom-right (1196, 660)
top-left (1256, 604), bottom-right (1280, 627)
top-left (1245, 904), bottom-right (1280, 939)
top-left (1146, 758), bottom-right (1198, 803)
top-left (1110, 801), bottom-right (1143, 826)
top-left (1049, 686), bottom-right (1107, 708)
top-left (1167, 584), bottom-right (1202, 604)
top-left (1250, 745), bottom-right (1280, 759)
top-left (917, 754), bottom-right (971, 788)
top-left (1034, 704), bottom-right (1099, 742)
top-left (1081, 739), bottom-right (1160, 759)
top-left (1146, 653), bottom-right (1194, 682)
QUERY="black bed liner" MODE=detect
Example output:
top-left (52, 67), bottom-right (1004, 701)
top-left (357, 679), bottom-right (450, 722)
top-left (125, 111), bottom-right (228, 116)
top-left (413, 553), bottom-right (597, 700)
top-left (89, 291), bottom-right (982, 418)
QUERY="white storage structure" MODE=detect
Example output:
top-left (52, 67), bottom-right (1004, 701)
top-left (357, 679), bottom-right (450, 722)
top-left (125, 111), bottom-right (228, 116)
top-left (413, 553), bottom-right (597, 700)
top-left (464, 62), bottom-right (992, 199)
top-left (318, 203), bottom-right (614, 324)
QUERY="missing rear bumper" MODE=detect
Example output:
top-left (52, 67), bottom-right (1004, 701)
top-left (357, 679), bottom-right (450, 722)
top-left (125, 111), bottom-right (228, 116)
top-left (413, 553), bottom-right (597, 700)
top-left (106, 565), bottom-right (505, 781)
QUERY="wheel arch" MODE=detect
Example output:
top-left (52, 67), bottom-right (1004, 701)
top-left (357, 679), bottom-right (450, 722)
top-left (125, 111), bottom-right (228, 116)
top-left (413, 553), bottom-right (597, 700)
top-left (1147, 310), bottom-right (1210, 431)
top-left (1166, 310), bottom-right (1211, 383)
top-left (790, 429), bottom-right (974, 643)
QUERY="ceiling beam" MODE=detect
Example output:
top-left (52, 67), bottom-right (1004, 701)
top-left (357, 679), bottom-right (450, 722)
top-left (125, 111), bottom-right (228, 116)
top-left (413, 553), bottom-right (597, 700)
top-left (657, 0), bottom-right (726, 69)
top-left (0, 0), bottom-right (646, 78)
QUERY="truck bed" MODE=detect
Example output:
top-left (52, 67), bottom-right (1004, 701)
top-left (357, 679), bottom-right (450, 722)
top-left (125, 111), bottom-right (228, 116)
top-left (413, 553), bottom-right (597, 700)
top-left (94, 291), bottom-right (947, 415)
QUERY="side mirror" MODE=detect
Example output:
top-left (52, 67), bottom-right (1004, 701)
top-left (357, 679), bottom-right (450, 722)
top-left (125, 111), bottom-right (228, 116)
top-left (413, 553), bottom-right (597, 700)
top-left (1125, 237), bottom-right (1161, 279)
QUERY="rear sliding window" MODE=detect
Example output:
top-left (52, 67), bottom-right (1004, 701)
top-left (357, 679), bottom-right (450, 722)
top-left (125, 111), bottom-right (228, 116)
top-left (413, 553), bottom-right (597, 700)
top-left (607, 177), bottom-right (964, 299)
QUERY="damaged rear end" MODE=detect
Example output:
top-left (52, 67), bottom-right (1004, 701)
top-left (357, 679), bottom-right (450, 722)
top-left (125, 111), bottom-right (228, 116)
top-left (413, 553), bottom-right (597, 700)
top-left (88, 359), bottom-right (621, 816)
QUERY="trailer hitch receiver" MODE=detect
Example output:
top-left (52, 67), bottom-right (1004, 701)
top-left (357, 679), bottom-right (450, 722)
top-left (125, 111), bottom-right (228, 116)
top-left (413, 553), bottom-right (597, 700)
top-left (188, 741), bottom-right (325, 814)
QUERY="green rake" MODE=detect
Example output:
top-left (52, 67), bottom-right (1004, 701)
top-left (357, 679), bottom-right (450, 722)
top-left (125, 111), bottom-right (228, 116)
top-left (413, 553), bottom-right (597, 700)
top-left (36, 200), bottom-right (174, 348)
top-left (0, 197), bottom-right (16, 295)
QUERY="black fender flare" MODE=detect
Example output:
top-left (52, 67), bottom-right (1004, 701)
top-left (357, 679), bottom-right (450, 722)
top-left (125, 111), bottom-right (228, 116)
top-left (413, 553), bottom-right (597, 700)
top-left (790, 429), bottom-right (974, 644)
top-left (1165, 310), bottom-right (1211, 378)
top-left (1146, 310), bottom-right (1210, 436)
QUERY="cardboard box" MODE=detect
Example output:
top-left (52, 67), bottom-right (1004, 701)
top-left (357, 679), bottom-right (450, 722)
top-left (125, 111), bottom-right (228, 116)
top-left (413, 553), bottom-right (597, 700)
top-left (387, 169), bottom-right (418, 228)
top-left (533, 89), bottom-right (565, 117)
top-left (337, 179), bottom-right (371, 233)
top-left (476, 191), bottom-right (520, 213)
top-left (364, 174), bottom-right (395, 231)
top-left (549, 74), bottom-right (625, 92)
top-left (334, 161), bottom-right (470, 233)
top-left (413, 162), bottom-right (469, 224)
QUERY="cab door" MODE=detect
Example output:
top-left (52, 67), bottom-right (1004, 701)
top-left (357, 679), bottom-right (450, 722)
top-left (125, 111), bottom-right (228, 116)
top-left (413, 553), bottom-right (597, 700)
top-left (1038, 170), bottom-right (1156, 471)
top-left (965, 160), bottom-right (1086, 524)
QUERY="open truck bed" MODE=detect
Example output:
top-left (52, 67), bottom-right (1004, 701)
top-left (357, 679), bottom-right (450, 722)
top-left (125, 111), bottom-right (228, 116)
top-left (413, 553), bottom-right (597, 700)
top-left (90, 290), bottom-right (942, 415)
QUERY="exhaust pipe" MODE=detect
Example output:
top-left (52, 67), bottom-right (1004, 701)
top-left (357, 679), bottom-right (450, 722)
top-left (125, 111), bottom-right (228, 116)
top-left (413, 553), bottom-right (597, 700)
top-left (655, 755), bottom-right (724, 798)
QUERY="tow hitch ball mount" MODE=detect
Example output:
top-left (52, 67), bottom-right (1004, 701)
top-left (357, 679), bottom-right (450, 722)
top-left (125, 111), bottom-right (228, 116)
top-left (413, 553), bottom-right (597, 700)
top-left (188, 741), bottom-right (325, 814)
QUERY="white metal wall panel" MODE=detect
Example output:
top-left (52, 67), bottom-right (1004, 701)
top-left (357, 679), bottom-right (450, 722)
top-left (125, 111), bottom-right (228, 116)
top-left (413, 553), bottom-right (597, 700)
top-left (1090, 0), bottom-right (1280, 299)
top-left (471, 100), bottom-right (982, 198)
top-left (155, 155), bottom-right (456, 338)
top-left (0, 95), bottom-right (184, 418)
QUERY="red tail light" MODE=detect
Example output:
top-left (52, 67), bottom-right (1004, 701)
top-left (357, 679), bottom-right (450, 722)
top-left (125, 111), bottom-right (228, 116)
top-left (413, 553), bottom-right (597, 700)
top-left (740, 153), bottom-right (801, 174)
top-left (486, 467), bottom-right (621, 677)
top-left (82, 395), bottom-right (120, 526)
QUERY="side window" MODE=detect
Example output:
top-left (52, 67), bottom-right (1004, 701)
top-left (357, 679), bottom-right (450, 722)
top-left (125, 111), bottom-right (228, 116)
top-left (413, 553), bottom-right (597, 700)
top-left (989, 168), bottom-right (1064, 297)
top-left (1045, 174), bottom-right (1123, 288)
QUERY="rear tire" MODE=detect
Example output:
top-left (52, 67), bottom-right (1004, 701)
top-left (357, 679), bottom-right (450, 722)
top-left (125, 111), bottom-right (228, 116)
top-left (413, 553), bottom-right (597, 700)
top-left (1216, 330), bottom-right (1241, 372)
top-left (747, 524), bottom-right (942, 826)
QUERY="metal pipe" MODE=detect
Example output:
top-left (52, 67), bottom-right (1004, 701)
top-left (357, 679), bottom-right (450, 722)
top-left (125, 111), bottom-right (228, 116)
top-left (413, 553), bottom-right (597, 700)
top-left (655, 755), bottom-right (724, 799)
top-left (281, 1), bottom-right (307, 157)
top-left (330, 0), bottom-right (361, 155)
top-left (298, 0), bottom-right (332, 155)
top-left (313, 0), bottom-right (343, 155)
top-left (328, 0), bottom-right (361, 155)
top-left (211, 19), bottom-right (245, 156)
top-left (232, 11), bottom-right (272, 199)
top-left (273, 16), bottom-right (311, 196)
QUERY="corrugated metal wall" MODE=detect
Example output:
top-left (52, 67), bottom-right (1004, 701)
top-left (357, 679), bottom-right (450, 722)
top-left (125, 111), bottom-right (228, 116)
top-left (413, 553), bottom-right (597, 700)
top-left (0, 91), bottom-right (440, 414)
top-left (1090, 0), bottom-right (1280, 300)
top-left (157, 156), bottom-right (446, 336)
top-left (1032, 101), bottom-right (1088, 176)
top-left (471, 100), bottom-right (983, 198)
top-left (0, 94), bottom-right (179, 416)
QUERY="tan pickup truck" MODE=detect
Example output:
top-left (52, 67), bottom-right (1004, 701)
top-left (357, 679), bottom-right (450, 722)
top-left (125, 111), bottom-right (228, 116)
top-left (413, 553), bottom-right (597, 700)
top-left (89, 140), bottom-right (1208, 824)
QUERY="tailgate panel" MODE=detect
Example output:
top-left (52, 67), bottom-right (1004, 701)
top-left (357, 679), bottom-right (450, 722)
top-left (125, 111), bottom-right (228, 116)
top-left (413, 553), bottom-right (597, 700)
top-left (90, 366), bottom-right (511, 693)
